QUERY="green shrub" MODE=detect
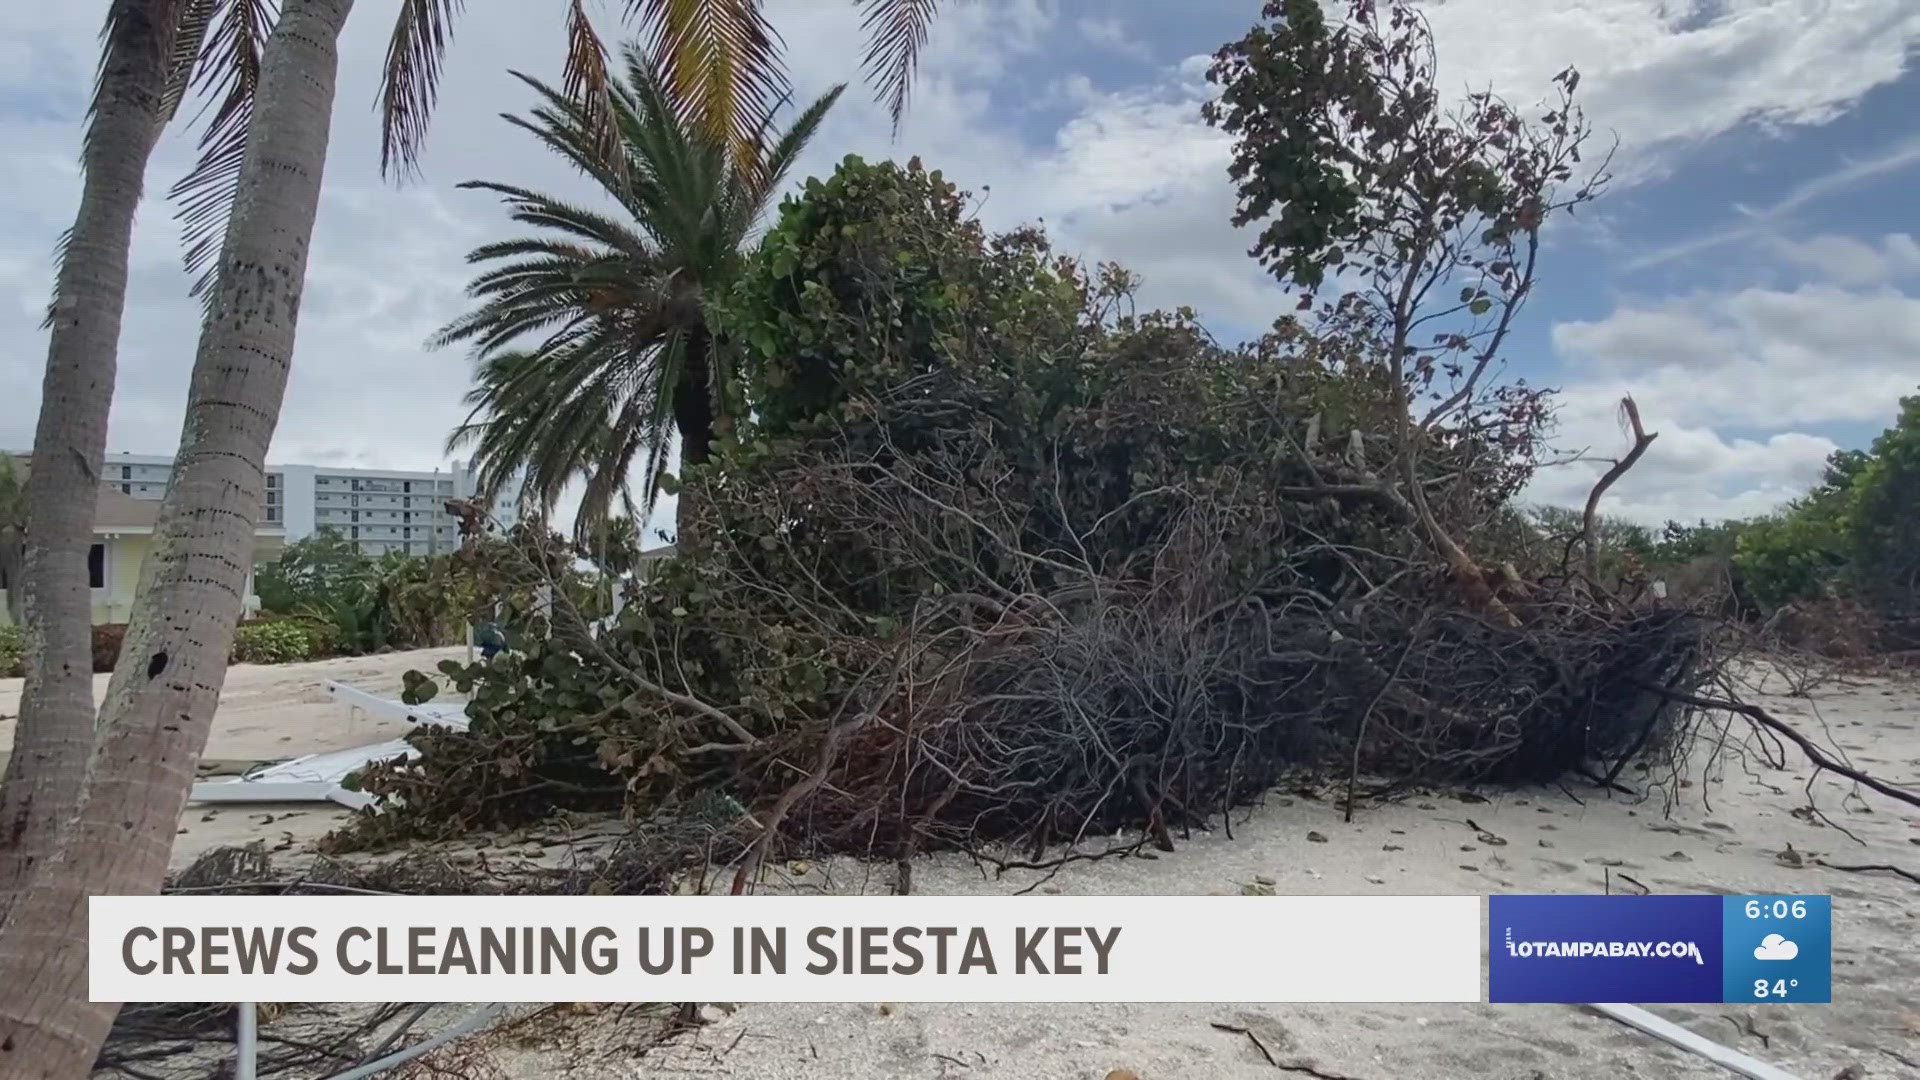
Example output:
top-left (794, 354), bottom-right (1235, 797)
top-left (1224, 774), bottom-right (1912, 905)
top-left (0, 624), bottom-right (22, 678)
top-left (7, 624), bottom-right (135, 675)
top-left (1734, 507), bottom-right (1851, 610)
top-left (299, 618), bottom-right (344, 659)
top-left (231, 620), bottom-right (316, 665)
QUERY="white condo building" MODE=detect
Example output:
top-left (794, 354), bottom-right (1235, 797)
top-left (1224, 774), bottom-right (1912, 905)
top-left (100, 453), bottom-right (522, 556)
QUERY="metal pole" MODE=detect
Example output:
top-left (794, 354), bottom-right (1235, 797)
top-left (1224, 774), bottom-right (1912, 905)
top-left (235, 1002), bottom-right (258, 1080)
top-left (1589, 1004), bottom-right (1801, 1080)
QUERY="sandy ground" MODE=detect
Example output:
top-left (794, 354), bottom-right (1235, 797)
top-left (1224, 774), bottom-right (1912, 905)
top-left (599, 670), bottom-right (1919, 1080)
top-left (9, 651), bottom-right (1915, 1078)
top-left (0, 646), bottom-right (468, 867)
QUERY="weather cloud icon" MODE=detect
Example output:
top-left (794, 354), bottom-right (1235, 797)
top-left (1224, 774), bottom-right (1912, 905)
top-left (1754, 934), bottom-right (1799, 961)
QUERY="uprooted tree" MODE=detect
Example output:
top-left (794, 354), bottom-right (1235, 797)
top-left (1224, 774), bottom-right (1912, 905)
top-left (342, 0), bottom-right (1758, 870)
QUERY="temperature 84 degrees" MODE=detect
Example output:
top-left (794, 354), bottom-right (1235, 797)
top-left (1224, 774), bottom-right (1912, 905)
top-left (1755, 977), bottom-right (1800, 999)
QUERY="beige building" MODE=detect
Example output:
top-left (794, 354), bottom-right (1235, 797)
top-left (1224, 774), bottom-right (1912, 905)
top-left (1, 486), bottom-right (284, 627)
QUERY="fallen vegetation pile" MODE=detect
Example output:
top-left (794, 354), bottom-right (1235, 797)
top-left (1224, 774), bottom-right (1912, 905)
top-left (337, 44), bottom-right (1731, 865)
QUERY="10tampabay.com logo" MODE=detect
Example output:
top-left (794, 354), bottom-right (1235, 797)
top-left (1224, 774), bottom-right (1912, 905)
top-left (1489, 894), bottom-right (1831, 1003)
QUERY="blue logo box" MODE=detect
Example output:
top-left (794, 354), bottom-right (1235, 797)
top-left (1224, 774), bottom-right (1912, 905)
top-left (1489, 895), bottom-right (1830, 1003)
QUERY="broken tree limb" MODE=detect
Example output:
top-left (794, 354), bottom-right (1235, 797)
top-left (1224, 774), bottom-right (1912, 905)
top-left (1582, 395), bottom-right (1658, 588)
top-left (1634, 682), bottom-right (1920, 812)
top-left (1813, 860), bottom-right (1920, 887)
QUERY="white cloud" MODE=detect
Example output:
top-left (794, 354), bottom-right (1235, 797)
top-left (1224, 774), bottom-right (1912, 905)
top-left (1077, 16), bottom-right (1154, 61)
top-left (1418, 0), bottom-right (1920, 175)
top-left (1533, 281), bottom-right (1920, 522)
top-left (1528, 399), bottom-right (1837, 525)
top-left (1552, 285), bottom-right (1920, 428)
top-left (1770, 232), bottom-right (1920, 286)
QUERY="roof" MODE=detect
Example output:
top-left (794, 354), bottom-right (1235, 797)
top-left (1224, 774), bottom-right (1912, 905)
top-left (93, 488), bottom-right (159, 531)
top-left (5, 454), bottom-right (282, 536)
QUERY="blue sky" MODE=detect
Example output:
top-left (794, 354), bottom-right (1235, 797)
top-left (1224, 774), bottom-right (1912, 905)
top-left (2, 0), bottom-right (1918, 529)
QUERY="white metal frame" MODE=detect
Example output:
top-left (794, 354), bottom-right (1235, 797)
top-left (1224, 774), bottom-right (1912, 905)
top-left (189, 681), bottom-right (469, 809)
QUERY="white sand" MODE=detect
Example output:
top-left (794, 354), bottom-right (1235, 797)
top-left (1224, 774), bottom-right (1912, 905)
top-left (0, 646), bottom-right (467, 866)
top-left (8, 651), bottom-right (1916, 1078)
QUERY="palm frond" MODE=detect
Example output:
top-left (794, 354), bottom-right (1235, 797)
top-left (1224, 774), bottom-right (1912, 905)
top-left (627, 0), bottom-right (789, 170)
top-left (858, 0), bottom-right (940, 130)
top-left (561, 0), bottom-right (624, 177)
top-left (47, 0), bottom-right (190, 327)
top-left (42, 227), bottom-right (76, 330)
top-left (166, 0), bottom-right (278, 304)
top-left (90, 0), bottom-right (190, 146)
top-left (160, 0), bottom-right (219, 123)
top-left (379, 0), bottom-right (465, 179)
top-left (747, 83), bottom-right (844, 208)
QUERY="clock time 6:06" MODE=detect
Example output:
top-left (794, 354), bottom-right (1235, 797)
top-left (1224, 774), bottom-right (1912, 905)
top-left (1745, 899), bottom-right (1808, 919)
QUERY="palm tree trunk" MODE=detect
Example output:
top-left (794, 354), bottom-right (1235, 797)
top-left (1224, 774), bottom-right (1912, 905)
top-left (0, 0), bottom-right (354, 1071)
top-left (670, 330), bottom-right (715, 549)
top-left (0, 0), bottom-right (182, 894)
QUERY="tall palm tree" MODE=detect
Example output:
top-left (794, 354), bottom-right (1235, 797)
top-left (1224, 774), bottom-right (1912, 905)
top-left (436, 52), bottom-right (841, 542)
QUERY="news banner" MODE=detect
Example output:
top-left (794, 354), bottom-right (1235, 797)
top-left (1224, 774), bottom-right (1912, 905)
top-left (90, 893), bottom-right (1831, 1003)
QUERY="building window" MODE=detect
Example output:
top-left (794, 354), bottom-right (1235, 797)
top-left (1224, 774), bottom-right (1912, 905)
top-left (88, 543), bottom-right (105, 589)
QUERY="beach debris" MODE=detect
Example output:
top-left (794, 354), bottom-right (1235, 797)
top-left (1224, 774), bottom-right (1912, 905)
top-left (1813, 859), bottom-right (1920, 886)
top-left (1209, 1021), bottom-right (1372, 1080)
top-left (1721, 1013), bottom-right (1772, 1049)
top-left (188, 680), bottom-right (470, 809)
top-left (1466, 819), bottom-right (1507, 846)
top-left (1209, 1022), bottom-right (1279, 1067)
top-left (1590, 1003), bottom-right (1801, 1080)
top-left (1307, 831), bottom-right (1328, 843)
